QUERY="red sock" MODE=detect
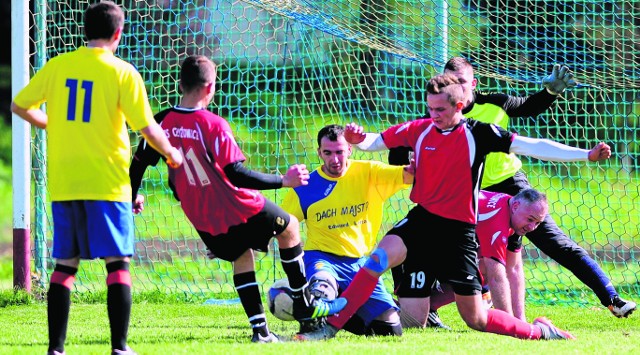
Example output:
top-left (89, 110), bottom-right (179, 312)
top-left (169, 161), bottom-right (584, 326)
top-left (485, 309), bottom-right (542, 339)
top-left (327, 269), bottom-right (378, 330)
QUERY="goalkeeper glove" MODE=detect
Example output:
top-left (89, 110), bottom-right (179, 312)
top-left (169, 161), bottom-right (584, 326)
top-left (542, 64), bottom-right (577, 95)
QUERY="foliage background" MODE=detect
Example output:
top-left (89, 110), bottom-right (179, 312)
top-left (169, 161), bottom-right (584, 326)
top-left (0, 2), bottom-right (11, 243)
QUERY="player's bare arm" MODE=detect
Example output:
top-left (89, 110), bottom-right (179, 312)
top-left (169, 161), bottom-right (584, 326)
top-left (10, 102), bottom-right (48, 129)
top-left (506, 250), bottom-right (526, 321)
top-left (483, 258), bottom-right (513, 316)
top-left (140, 123), bottom-right (183, 168)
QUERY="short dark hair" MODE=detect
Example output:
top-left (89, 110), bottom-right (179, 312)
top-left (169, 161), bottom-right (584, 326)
top-left (513, 188), bottom-right (548, 206)
top-left (180, 55), bottom-right (217, 93)
top-left (317, 124), bottom-right (345, 147)
top-left (426, 73), bottom-right (465, 105)
top-left (84, 1), bottom-right (125, 41)
top-left (443, 56), bottom-right (474, 73)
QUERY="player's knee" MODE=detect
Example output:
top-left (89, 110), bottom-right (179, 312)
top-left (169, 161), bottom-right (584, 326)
top-left (309, 272), bottom-right (338, 300)
top-left (364, 248), bottom-right (389, 274)
top-left (276, 215), bottom-right (300, 244)
top-left (458, 309), bottom-right (486, 331)
top-left (366, 319), bottom-right (403, 336)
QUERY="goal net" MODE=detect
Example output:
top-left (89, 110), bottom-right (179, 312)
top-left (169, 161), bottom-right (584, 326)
top-left (25, 0), bottom-right (638, 305)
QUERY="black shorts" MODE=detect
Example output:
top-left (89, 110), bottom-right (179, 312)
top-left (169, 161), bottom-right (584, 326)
top-left (392, 205), bottom-right (483, 297)
top-left (197, 199), bottom-right (290, 262)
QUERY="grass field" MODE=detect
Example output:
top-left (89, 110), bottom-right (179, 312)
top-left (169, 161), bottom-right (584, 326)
top-left (0, 295), bottom-right (638, 354)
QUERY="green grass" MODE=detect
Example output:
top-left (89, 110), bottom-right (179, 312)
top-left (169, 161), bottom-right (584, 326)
top-left (0, 298), bottom-right (638, 354)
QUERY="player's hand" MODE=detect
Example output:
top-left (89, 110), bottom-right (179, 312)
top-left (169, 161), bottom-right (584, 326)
top-left (588, 142), bottom-right (611, 162)
top-left (542, 64), bottom-right (577, 95)
top-left (344, 122), bottom-right (366, 144)
top-left (133, 194), bottom-right (145, 214)
top-left (166, 147), bottom-right (183, 169)
top-left (404, 158), bottom-right (416, 176)
top-left (282, 164), bottom-right (310, 188)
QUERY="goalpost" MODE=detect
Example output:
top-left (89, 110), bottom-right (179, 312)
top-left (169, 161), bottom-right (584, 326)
top-left (13, 0), bottom-right (639, 306)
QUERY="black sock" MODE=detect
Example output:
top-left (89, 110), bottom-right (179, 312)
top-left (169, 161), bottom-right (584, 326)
top-left (47, 264), bottom-right (77, 353)
top-left (234, 272), bottom-right (268, 335)
top-left (279, 244), bottom-right (308, 300)
top-left (106, 261), bottom-right (132, 351)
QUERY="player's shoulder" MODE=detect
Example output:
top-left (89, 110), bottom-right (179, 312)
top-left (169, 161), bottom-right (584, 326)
top-left (99, 53), bottom-right (139, 75)
top-left (40, 50), bottom-right (78, 71)
top-left (182, 109), bottom-right (228, 126)
top-left (474, 90), bottom-right (511, 107)
top-left (479, 190), bottom-right (511, 206)
top-left (464, 118), bottom-right (509, 136)
top-left (349, 159), bottom-right (396, 171)
top-left (350, 159), bottom-right (377, 167)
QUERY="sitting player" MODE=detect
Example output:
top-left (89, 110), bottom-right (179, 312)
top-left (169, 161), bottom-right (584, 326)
top-left (281, 124), bottom-right (414, 336)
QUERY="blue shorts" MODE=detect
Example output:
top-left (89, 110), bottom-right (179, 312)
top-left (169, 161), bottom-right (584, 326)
top-left (52, 201), bottom-right (134, 260)
top-left (304, 250), bottom-right (398, 325)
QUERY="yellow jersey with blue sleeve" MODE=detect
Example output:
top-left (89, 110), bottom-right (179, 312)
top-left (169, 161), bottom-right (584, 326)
top-left (281, 160), bottom-right (407, 258)
top-left (13, 47), bottom-right (155, 202)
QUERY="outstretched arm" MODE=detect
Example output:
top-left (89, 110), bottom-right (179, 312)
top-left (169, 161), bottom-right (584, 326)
top-left (542, 64), bottom-right (577, 96)
top-left (224, 162), bottom-right (309, 189)
top-left (482, 64), bottom-right (577, 118)
top-left (510, 136), bottom-right (611, 162)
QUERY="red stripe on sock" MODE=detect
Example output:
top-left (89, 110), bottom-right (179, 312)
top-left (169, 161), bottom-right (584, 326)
top-left (486, 309), bottom-right (542, 339)
top-left (328, 269), bottom-right (379, 329)
top-left (50, 271), bottom-right (75, 290)
top-left (106, 270), bottom-right (132, 286)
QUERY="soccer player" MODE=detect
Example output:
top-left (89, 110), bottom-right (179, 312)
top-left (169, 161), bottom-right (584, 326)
top-left (10, 2), bottom-right (183, 355)
top-left (390, 57), bottom-right (636, 320)
top-left (401, 189), bottom-right (550, 326)
top-left (295, 73), bottom-right (611, 341)
top-left (281, 124), bottom-right (413, 336)
top-left (129, 55), bottom-right (345, 343)
top-left (477, 189), bottom-right (549, 321)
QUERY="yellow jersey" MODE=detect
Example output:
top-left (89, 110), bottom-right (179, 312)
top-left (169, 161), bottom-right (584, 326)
top-left (282, 160), bottom-right (407, 258)
top-left (13, 46), bottom-right (155, 201)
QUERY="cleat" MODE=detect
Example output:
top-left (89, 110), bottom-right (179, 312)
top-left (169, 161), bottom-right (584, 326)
top-left (111, 346), bottom-right (137, 355)
top-left (293, 297), bottom-right (347, 321)
top-left (608, 296), bottom-right (636, 318)
top-left (533, 317), bottom-right (575, 340)
top-left (426, 310), bottom-right (451, 330)
top-left (294, 323), bottom-right (339, 341)
top-left (47, 351), bottom-right (65, 355)
top-left (251, 331), bottom-right (280, 343)
top-left (298, 317), bottom-right (326, 334)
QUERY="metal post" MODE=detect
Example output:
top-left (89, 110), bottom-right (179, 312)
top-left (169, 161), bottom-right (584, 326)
top-left (11, 0), bottom-right (31, 292)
